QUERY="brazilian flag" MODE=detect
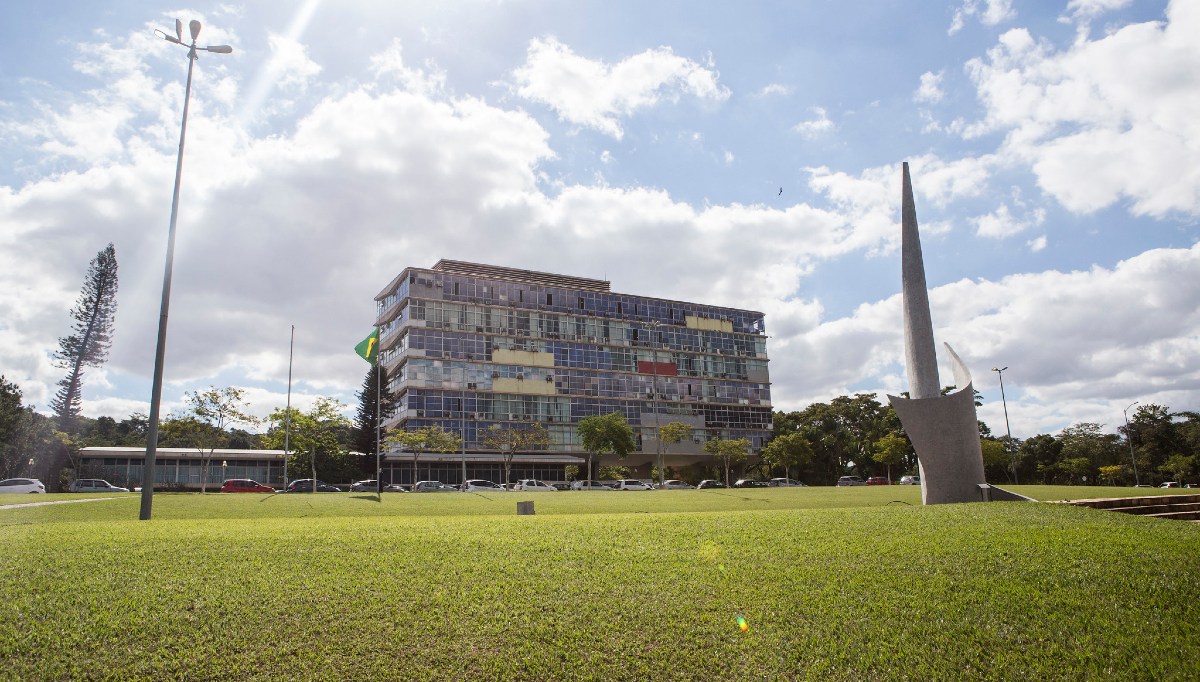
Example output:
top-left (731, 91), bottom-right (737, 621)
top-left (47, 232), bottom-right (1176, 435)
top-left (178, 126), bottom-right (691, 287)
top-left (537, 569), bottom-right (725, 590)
top-left (355, 327), bottom-right (380, 364)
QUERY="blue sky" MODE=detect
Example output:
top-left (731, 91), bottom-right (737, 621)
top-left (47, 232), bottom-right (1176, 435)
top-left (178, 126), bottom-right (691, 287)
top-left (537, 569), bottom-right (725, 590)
top-left (1, 0), bottom-right (1197, 439)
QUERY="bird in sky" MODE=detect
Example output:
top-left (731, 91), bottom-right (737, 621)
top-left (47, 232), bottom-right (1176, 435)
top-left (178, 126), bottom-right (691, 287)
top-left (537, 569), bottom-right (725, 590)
top-left (778, 187), bottom-right (783, 195)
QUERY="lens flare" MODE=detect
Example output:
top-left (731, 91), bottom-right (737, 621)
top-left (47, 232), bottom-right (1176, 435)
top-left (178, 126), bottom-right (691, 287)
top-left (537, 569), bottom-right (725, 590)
top-left (736, 614), bottom-right (748, 632)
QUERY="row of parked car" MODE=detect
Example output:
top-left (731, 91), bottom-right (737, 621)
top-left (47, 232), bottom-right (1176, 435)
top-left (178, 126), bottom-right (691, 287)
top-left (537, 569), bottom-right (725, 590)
top-left (0, 474), bottom-right (921, 496)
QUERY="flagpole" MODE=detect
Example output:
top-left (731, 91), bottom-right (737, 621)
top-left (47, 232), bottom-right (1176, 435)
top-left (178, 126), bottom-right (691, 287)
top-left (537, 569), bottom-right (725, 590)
top-left (375, 347), bottom-right (382, 500)
top-left (283, 325), bottom-right (294, 490)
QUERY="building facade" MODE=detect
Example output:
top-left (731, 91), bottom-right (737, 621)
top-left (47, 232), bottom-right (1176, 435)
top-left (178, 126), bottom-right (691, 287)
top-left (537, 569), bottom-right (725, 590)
top-left (78, 447), bottom-right (287, 490)
top-left (375, 260), bottom-right (772, 484)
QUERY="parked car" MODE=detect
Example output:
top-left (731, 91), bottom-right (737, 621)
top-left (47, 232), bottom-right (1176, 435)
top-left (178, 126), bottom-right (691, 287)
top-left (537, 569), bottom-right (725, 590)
top-left (733, 479), bottom-right (769, 488)
top-left (612, 479), bottom-right (654, 491)
top-left (696, 480), bottom-right (726, 489)
top-left (768, 478), bottom-right (806, 487)
top-left (461, 479), bottom-right (505, 492)
top-left (68, 478), bottom-right (129, 493)
top-left (412, 480), bottom-right (458, 492)
top-left (865, 476), bottom-right (890, 486)
top-left (0, 478), bottom-right (46, 494)
top-left (570, 480), bottom-right (613, 490)
top-left (658, 479), bottom-right (693, 490)
top-left (550, 482), bottom-right (572, 491)
top-left (220, 479), bottom-right (275, 493)
top-left (383, 483), bottom-right (409, 492)
top-left (898, 475), bottom-right (921, 485)
top-left (836, 476), bottom-right (865, 487)
top-left (1160, 481), bottom-right (1180, 489)
top-left (284, 479), bottom-right (340, 493)
top-left (513, 479), bottom-right (557, 492)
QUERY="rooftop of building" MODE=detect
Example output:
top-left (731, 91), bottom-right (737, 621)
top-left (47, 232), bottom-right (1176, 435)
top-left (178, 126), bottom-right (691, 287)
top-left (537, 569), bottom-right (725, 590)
top-left (376, 259), bottom-right (764, 318)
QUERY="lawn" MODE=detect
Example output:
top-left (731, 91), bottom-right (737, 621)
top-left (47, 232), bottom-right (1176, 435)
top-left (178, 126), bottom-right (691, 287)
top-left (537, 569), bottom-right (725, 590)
top-left (2, 487), bottom-right (1198, 680)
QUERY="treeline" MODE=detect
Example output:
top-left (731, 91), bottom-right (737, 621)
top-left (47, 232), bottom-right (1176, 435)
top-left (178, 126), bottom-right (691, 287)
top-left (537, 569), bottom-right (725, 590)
top-left (769, 394), bottom-right (1200, 486)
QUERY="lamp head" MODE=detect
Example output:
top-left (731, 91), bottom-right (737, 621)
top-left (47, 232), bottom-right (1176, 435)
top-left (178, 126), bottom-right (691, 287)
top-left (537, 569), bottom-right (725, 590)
top-left (175, 19), bottom-right (183, 42)
top-left (189, 20), bottom-right (202, 41)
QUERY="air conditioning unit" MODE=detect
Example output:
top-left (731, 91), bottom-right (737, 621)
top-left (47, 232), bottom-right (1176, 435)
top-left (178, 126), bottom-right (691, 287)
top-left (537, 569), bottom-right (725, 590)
top-left (545, 375), bottom-right (554, 382)
top-left (492, 372), bottom-right (500, 378)
top-left (467, 383), bottom-right (477, 390)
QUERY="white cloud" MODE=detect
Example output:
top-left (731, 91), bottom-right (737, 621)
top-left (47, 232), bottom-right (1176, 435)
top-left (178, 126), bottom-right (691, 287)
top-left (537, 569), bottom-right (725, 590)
top-left (785, 243), bottom-right (1200, 436)
top-left (1027, 235), bottom-right (1048, 252)
top-left (914, 71), bottom-right (945, 103)
top-left (369, 38), bottom-right (447, 95)
top-left (1063, 0), bottom-right (1134, 22)
top-left (974, 203), bottom-right (1045, 238)
top-left (792, 107), bottom-right (834, 138)
top-left (510, 37), bottom-right (731, 139)
top-left (757, 83), bottom-right (791, 97)
top-left (950, 0), bottom-right (1018, 35)
top-left (962, 2), bottom-right (1200, 217)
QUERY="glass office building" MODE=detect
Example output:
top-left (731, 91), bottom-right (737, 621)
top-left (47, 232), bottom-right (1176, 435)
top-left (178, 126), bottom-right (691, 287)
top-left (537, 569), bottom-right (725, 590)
top-left (375, 260), bottom-right (771, 484)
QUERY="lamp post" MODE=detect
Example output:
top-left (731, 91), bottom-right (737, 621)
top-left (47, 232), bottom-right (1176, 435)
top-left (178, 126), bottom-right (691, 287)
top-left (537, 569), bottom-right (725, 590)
top-left (139, 20), bottom-right (232, 521)
top-left (991, 366), bottom-right (1015, 484)
top-left (1123, 401), bottom-right (1140, 486)
top-left (648, 321), bottom-right (663, 488)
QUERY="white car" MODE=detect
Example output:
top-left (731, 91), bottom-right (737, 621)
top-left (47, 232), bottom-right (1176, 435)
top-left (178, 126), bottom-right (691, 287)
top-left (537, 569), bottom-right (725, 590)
top-left (411, 481), bottom-right (456, 492)
top-left (658, 480), bottom-right (693, 490)
top-left (513, 479), bottom-right (557, 492)
top-left (0, 478), bottom-right (46, 494)
top-left (461, 479), bottom-right (506, 492)
top-left (768, 478), bottom-right (806, 487)
top-left (349, 479), bottom-right (380, 492)
top-left (570, 480), bottom-right (613, 490)
top-left (612, 479), bottom-right (654, 491)
top-left (836, 476), bottom-right (865, 487)
top-left (898, 475), bottom-right (921, 485)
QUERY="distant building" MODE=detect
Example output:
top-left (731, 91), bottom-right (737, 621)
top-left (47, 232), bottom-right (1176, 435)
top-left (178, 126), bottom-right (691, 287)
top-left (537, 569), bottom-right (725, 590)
top-left (374, 260), bottom-right (772, 484)
top-left (77, 446), bottom-right (287, 490)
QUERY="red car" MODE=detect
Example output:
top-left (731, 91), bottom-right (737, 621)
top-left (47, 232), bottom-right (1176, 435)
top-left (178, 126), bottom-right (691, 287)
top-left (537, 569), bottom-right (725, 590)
top-left (220, 479), bottom-right (275, 493)
top-left (865, 476), bottom-right (890, 486)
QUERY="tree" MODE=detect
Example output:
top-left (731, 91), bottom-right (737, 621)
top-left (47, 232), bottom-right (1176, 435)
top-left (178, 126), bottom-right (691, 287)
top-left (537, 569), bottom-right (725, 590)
top-left (1, 377), bottom-right (69, 485)
top-left (657, 421), bottom-right (692, 485)
top-left (351, 364), bottom-right (397, 465)
top-left (871, 433), bottom-right (909, 482)
top-left (577, 412), bottom-right (636, 483)
top-left (1021, 434), bottom-right (1063, 484)
top-left (480, 423), bottom-right (550, 485)
top-left (1098, 465), bottom-right (1124, 486)
top-left (264, 397), bottom-right (354, 485)
top-left (182, 387), bottom-right (259, 492)
top-left (51, 243), bottom-right (119, 432)
top-left (704, 437), bottom-right (750, 486)
top-left (761, 432), bottom-right (813, 481)
top-left (385, 425), bottom-right (461, 485)
top-left (1159, 454), bottom-right (1195, 484)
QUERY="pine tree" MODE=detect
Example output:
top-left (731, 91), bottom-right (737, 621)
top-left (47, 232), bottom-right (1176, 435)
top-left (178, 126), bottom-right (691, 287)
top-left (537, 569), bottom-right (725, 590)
top-left (352, 364), bottom-right (396, 460)
top-left (52, 243), bottom-right (119, 432)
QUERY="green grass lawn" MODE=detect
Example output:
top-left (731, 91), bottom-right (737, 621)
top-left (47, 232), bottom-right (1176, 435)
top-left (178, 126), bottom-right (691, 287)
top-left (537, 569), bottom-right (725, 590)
top-left (2, 487), bottom-right (1198, 680)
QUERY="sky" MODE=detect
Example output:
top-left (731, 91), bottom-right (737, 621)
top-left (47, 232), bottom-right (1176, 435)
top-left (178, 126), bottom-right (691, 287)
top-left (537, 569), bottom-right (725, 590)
top-left (1, 0), bottom-right (1197, 440)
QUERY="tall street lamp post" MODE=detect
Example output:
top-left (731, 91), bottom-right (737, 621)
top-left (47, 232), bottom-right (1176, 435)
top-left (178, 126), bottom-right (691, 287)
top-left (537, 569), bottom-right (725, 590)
top-left (648, 321), bottom-right (663, 487)
top-left (140, 20), bottom-right (232, 521)
top-left (991, 366), bottom-right (1016, 484)
top-left (1123, 401), bottom-right (1140, 486)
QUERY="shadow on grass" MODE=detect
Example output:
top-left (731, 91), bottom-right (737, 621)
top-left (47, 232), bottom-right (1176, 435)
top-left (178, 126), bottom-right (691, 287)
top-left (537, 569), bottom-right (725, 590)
top-left (350, 494), bottom-right (383, 503)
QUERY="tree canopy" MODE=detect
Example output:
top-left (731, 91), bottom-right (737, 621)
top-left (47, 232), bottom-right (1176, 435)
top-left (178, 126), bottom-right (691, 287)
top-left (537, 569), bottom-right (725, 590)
top-left (52, 243), bottom-right (118, 433)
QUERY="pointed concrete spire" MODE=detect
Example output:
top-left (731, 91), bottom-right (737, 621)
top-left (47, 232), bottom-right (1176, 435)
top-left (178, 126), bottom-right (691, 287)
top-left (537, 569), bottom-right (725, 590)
top-left (900, 162), bottom-right (940, 400)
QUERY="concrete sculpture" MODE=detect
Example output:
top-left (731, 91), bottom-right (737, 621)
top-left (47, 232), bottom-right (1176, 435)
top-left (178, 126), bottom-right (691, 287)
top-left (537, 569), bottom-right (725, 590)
top-left (887, 162), bottom-right (1026, 505)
